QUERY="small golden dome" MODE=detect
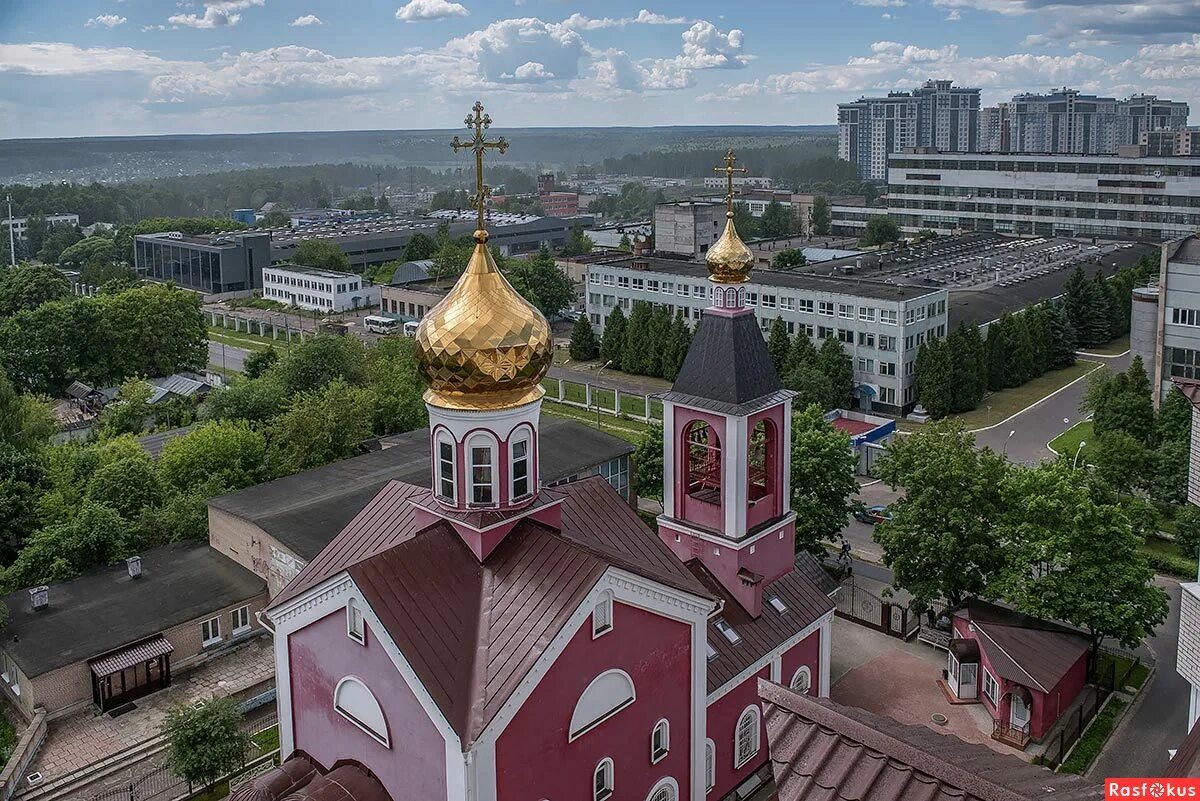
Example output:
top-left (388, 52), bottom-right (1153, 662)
top-left (415, 238), bottom-right (552, 410)
top-left (706, 211), bottom-right (754, 284)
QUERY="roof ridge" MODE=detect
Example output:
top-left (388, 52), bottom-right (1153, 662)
top-left (760, 681), bottom-right (1036, 801)
top-left (971, 622), bottom-right (1047, 692)
top-left (465, 554), bottom-right (496, 747)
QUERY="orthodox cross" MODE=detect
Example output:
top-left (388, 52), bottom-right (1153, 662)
top-left (714, 148), bottom-right (747, 215)
top-left (451, 101), bottom-right (509, 235)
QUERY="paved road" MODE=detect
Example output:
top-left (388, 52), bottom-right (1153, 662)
top-left (1089, 578), bottom-right (1186, 779)
top-left (973, 350), bottom-right (1129, 465)
top-left (208, 340), bottom-right (251, 375)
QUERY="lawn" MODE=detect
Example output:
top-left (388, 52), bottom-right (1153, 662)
top-left (1094, 652), bottom-right (1150, 693)
top-left (542, 401), bottom-right (652, 444)
top-left (1060, 697), bottom-right (1127, 775)
top-left (1080, 335), bottom-right (1130, 356)
top-left (207, 326), bottom-right (277, 353)
top-left (1048, 419), bottom-right (1093, 460)
top-left (948, 359), bottom-right (1102, 430)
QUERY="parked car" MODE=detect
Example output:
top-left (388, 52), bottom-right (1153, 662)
top-left (853, 504), bottom-right (892, 525)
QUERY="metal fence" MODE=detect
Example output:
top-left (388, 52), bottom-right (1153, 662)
top-left (1034, 649), bottom-right (1140, 770)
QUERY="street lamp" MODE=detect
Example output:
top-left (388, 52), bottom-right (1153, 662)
top-left (1003, 429), bottom-right (1015, 456)
top-left (1073, 441), bottom-right (1087, 469)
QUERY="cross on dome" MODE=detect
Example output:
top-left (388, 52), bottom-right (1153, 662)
top-left (451, 100), bottom-right (510, 244)
top-left (706, 148), bottom-right (754, 286)
top-left (715, 148), bottom-right (748, 217)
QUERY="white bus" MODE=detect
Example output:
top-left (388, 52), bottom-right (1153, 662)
top-left (364, 315), bottom-right (401, 335)
top-left (403, 321), bottom-right (420, 338)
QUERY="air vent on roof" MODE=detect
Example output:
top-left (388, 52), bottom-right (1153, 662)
top-left (127, 556), bottom-right (143, 579)
top-left (768, 596), bottom-right (788, 614)
top-left (28, 586), bottom-right (48, 612)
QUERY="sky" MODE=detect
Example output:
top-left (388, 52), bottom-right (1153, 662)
top-left (2, 0), bottom-right (1200, 139)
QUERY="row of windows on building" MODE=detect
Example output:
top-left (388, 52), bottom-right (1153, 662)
top-left (436, 432), bottom-right (532, 506)
top-left (200, 605), bottom-right (253, 647)
top-left (383, 298), bottom-right (430, 319)
top-left (888, 158), bottom-right (1200, 177)
top-left (263, 287), bottom-right (336, 308)
top-left (892, 184), bottom-right (1200, 208)
top-left (888, 198), bottom-right (1200, 226)
top-left (1170, 307), bottom-right (1200, 327)
top-left (265, 273), bottom-right (360, 294)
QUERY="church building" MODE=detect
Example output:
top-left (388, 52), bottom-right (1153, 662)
top-left (241, 104), bottom-right (835, 801)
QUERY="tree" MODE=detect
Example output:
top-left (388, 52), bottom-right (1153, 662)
top-left (766, 317), bottom-right (791, 375)
top-left (731, 203), bottom-right (759, 239)
top-left (257, 209), bottom-right (290, 228)
top-left (859, 215), bottom-right (900, 247)
top-left (158, 421), bottom-right (268, 496)
top-left (1087, 357), bottom-right (1156, 445)
top-left (874, 422), bottom-right (1009, 611)
top-left (99, 379), bottom-right (154, 437)
top-left (0, 446), bottom-right (47, 564)
top-left (599, 307), bottom-right (627, 366)
top-left (0, 367), bottom-right (55, 451)
top-left (618, 233), bottom-right (632, 252)
top-left (0, 264), bottom-right (72, 316)
top-left (810, 196), bottom-right (831, 236)
top-left (401, 232), bottom-right (436, 262)
top-left (760, 200), bottom-right (793, 238)
top-left (1043, 301), bottom-right (1077, 369)
top-left (4, 501), bottom-right (128, 590)
top-left (772, 249), bottom-right (806, 269)
top-left (93, 283), bottom-right (207, 384)
top-left (365, 336), bottom-right (427, 436)
top-left (1175, 505), bottom-right (1200, 559)
top-left (633, 424), bottom-right (664, 502)
top-left (270, 379), bottom-right (375, 474)
top-left (161, 696), bottom-right (249, 789)
top-left (790, 405), bottom-right (859, 554)
top-left (948, 323), bottom-right (986, 413)
top-left (505, 247), bottom-right (576, 318)
top-left (37, 224), bottom-right (83, 264)
top-left (243, 347), bottom-right (279, 380)
top-left (621, 302), bottom-right (654, 375)
top-left (559, 223), bottom-right (594, 258)
top-left (784, 331), bottom-right (818, 376)
top-left (203, 375), bottom-right (287, 424)
top-left (273, 334), bottom-right (368, 396)
top-left (292, 238), bottom-right (350, 272)
top-left (816, 337), bottom-right (853, 409)
top-left (660, 313), bottom-right (691, 382)
top-left (86, 454), bottom-right (163, 520)
top-left (783, 361), bottom-right (836, 411)
top-left (57, 237), bottom-right (117, 273)
top-left (1089, 430), bottom-right (1152, 494)
top-left (569, 315), bottom-right (599, 361)
top-left (914, 338), bottom-right (953, 419)
top-left (992, 461), bottom-right (1168, 655)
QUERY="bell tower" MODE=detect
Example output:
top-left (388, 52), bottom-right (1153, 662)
top-left (656, 150), bottom-right (797, 619)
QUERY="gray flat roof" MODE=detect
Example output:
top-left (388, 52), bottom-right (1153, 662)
top-left (207, 416), bottom-right (633, 561)
top-left (2, 542), bottom-right (265, 677)
top-left (265, 264), bottom-right (359, 280)
top-left (596, 256), bottom-right (939, 302)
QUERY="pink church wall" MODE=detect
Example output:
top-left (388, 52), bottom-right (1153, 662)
top-left (288, 610), bottom-right (448, 801)
top-left (780, 627), bottom-right (822, 694)
top-left (496, 601), bottom-right (693, 801)
top-left (673, 408), bottom-right (727, 531)
top-left (705, 666), bottom-right (770, 799)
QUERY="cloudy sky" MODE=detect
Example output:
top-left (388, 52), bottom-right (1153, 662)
top-left (2, 0), bottom-right (1199, 139)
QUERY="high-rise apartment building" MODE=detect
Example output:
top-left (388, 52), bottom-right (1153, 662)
top-left (838, 80), bottom-right (980, 181)
top-left (980, 104), bottom-right (1010, 152)
top-left (1007, 89), bottom-right (1189, 154)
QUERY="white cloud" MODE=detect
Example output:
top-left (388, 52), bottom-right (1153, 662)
top-left (396, 0), bottom-right (469, 22)
top-left (852, 0), bottom-right (905, 6)
top-left (933, 0), bottom-right (1200, 43)
top-left (86, 15), bottom-right (128, 28)
top-left (1022, 33), bottom-right (1048, 46)
top-left (446, 17), bottom-right (584, 84)
top-left (561, 9), bottom-right (690, 30)
top-left (510, 61), bottom-right (551, 80)
top-left (945, 9), bottom-right (961, 20)
top-left (290, 14), bottom-right (323, 26)
top-left (0, 42), bottom-right (171, 75)
top-left (676, 21), bottom-right (748, 69)
top-left (168, 0), bottom-right (264, 29)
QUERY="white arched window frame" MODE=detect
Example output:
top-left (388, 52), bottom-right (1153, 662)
top-left (592, 590), bottom-right (613, 639)
top-left (733, 705), bottom-right (761, 768)
top-left (435, 431), bottom-right (457, 503)
top-left (650, 718), bottom-right (669, 763)
top-left (789, 666), bottom-right (812, 695)
top-left (646, 777), bottom-right (679, 801)
top-left (333, 676), bottom-right (390, 748)
top-left (468, 434), bottom-right (497, 506)
top-left (570, 669), bottom-right (636, 741)
top-left (510, 430), bottom-right (532, 500)
top-left (593, 758), bottom-right (614, 801)
top-left (705, 739), bottom-right (716, 792)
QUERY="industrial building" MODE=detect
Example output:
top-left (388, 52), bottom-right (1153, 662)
top-left (654, 200), bottom-right (726, 258)
top-left (133, 230), bottom-right (271, 296)
top-left (838, 80), bottom-right (981, 181)
top-left (2, 212), bottom-right (79, 240)
top-left (885, 148), bottom-right (1200, 240)
top-left (261, 264), bottom-right (378, 312)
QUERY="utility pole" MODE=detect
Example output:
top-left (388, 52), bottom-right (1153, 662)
top-left (5, 194), bottom-right (15, 267)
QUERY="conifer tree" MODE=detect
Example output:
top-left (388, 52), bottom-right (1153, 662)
top-left (985, 316), bottom-right (1011, 391)
top-left (1004, 313), bottom-right (1034, 387)
top-left (915, 338), bottom-right (953, 418)
top-left (784, 331), bottom-right (818, 376)
top-left (817, 337), bottom-right (854, 409)
top-left (621, 301), bottom-right (654, 375)
top-left (766, 317), bottom-right (791, 375)
top-left (661, 313), bottom-right (692, 382)
top-left (646, 305), bottom-right (672, 378)
top-left (599, 306), bottom-right (626, 366)
top-left (568, 314), bottom-right (598, 362)
top-left (1044, 301), bottom-right (1077, 369)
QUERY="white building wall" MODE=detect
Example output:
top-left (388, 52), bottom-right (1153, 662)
top-left (262, 267), bottom-right (377, 312)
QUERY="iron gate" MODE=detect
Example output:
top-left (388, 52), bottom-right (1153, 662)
top-left (834, 577), bottom-right (919, 640)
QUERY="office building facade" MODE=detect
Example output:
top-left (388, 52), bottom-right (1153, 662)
top-left (886, 149), bottom-right (1200, 240)
top-left (839, 80), bottom-right (980, 181)
top-left (262, 265), bottom-right (375, 312)
top-left (2, 213), bottom-right (79, 240)
top-left (1148, 237), bottom-right (1200, 404)
top-left (134, 231), bottom-right (271, 296)
top-left (654, 201), bottom-right (726, 258)
top-left (585, 255), bottom-right (948, 415)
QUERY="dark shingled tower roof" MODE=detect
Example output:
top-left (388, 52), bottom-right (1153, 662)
top-left (665, 310), bottom-right (783, 411)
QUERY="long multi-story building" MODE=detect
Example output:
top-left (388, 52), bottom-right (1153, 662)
top-left (886, 148), bottom-right (1200, 240)
top-left (1006, 89), bottom-right (1189, 155)
top-left (585, 255), bottom-right (948, 415)
top-left (1142, 128), bottom-right (1200, 157)
top-left (261, 264), bottom-right (378, 312)
top-left (838, 80), bottom-right (980, 181)
top-left (2, 212), bottom-right (79, 240)
top-left (134, 230), bottom-right (272, 296)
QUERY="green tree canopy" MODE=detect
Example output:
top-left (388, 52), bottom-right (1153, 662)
top-left (599, 306), bottom-right (626, 366)
top-left (766, 317), bottom-right (791, 375)
top-left (272, 334), bottom-right (368, 396)
top-left (760, 200), bottom-right (794, 238)
top-left (365, 336), bottom-right (427, 436)
top-left (270, 379), bottom-right (375, 474)
top-left (5, 501), bottom-right (129, 591)
top-left (558, 223), bottom-right (594, 258)
top-left (569, 315), bottom-right (599, 362)
top-left (86, 454), bottom-right (163, 521)
top-left (633, 424), bottom-right (664, 502)
top-left (161, 696), bottom-right (250, 788)
top-left (243, 347), bottom-right (279, 380)
top-left (772, 249), bottom-right (807, 269)
top-left (505, 247), bottom-right (576, 317)
top-left (790, 405), bottom-right (859, 554)
top-left (0, 264), bottom-right (72, 316)
top-left (158, 421), bottom-right (269, 496)
top-left (292, 238), bottom-right (351, 272)
top-left (809, 196), bottom-right (831, 236)
top-left (859, 215), bottom-right (900, 247)
top-left (816, 337), bottom-right (854, 409)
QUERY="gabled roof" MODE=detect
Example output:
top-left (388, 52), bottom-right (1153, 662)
top-left (267, 476), bottom-right (713, 745)
top-left (691, 552), bottom-right (837, 692)
top-left (1167, 719), bottom-right (1200, 778)
top-left (760, 681), bottom-right (1103, 801)
top-left (1173, 377), bottom-right (1200, 410)
top-left (954, 599), bottom-right (1090, 693)
top-left (667, 309), bottom-right (782, 410)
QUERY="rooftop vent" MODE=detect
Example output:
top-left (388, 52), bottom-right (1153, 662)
top-left (28, 586), bottom-right (48, 612)
top-left (127, 556), bottom-right (143, 579)
top-left (631, 259), bottom-right (650, 271)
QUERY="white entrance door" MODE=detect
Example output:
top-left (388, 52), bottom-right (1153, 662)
top-left (959, 662), bottom-right (978, 700)
top-left (1010, 693), bottom-right (1030, 731)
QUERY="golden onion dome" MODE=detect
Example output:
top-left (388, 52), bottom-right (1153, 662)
top-left (706, 210), bottom-right (754, 284)
top-left (415, 233), bottom-right (552, 410)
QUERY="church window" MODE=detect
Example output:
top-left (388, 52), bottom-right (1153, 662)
top-left (705, 740), bottom-right (716, 792)
top-left (593, 758), bottom-right (614, 801)
top-left (734, 706), bottom-right (761, 768)
top-left (685, 421), bottom-right (721, 503)
top-left (651, 719), bottom-right (669, 763)
top-left (347, 599), bottom-right (365, 644)
top-left (334, 676), bottom-right (390, 747)
top-left (592, 591), bottom-right (613, 638)
top-left (511, 436), bottom-right (530, 499)
top-left (469, 436), bottom-right (495, 505)
top-left (570, 670), bottom-right (636, 741)
top-left (437, 436), bottom-right (456, 502)
top-left (789, 666), bottom-right (812, 695)
top-left (647, 780), bottom-right (677, 801)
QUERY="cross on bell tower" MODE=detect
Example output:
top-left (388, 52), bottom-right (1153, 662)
top-left (714, 148), bottom-right (747, 217)
top-left (451, 101), bottom-right (509, 243)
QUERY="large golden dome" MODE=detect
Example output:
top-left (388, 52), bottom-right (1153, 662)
top-left (706, 210), bottom-right (754, 284)
top-left (415, 235), bottom-right (552, 410)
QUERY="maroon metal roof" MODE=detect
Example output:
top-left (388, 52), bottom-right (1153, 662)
top-left (1174, 378), bottom-right (1200, 409)
top-left (1166, 719), bottom-right (1200, 778)
top-left (954, 599), bottom-right (1090, 693)
top-left (89, 634), bottom-right (174, 677)
top-left (268, 476), bottom-right (714, 744)
top-left (229, 753), bottom-right (323, 801)
top-left (693, 553), bottom-right (836, 693)
top-left (760, 681), bottom-right (1103, 801)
